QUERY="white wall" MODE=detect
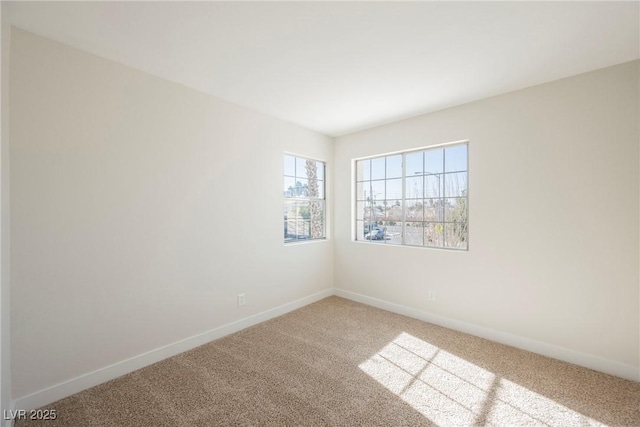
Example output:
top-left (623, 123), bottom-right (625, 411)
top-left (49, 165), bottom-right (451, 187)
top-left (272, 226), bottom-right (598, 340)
top-left (0, 2), bottom-right (11, 421)
top-left (7, 24), bottom-right (639, 409)
top-left (334, 61), bottom-right (640, 377)
top-left (10, 29), bottom-right (333, 399)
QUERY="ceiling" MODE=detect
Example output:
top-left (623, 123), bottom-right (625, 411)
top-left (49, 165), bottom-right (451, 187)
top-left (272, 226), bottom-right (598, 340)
top-left (8, 1), bottom-right (640, 137)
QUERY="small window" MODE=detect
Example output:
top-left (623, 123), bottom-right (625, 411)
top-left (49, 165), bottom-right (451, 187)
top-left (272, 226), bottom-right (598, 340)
top-left (355, 142), bottom-right (468, 250)
top-left (284, 154), bottom-right (326, 243)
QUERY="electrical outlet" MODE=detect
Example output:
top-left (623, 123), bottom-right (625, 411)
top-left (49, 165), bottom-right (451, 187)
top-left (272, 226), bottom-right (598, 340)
top-left (428, 291), bottom-right (436, 302)
top-left (238, 293), bottom-right (246, 306)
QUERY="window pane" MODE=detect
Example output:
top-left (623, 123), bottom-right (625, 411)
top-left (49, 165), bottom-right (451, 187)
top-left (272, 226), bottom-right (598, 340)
top-left (386, 178), bottom-right (402, 200)
top-left (305, 159), bottom-right (319, 179)
top-left (405, 222), bottom-right (424, 246)
top-left (406, 151), bottom-right (423, 176)
top-left (289, 178), bottom-right (308, 197)
top-left (356, 182), bottom-right (370, 201)
top-left (352, 145), bottom-right (467, 250)
top-left (385, 222), bottom-right (403, 245)
top-left (406, 200), bottom-right (424, 221)
top-left (357, 159), bottom-right (370, 181)
top-left (363, 219), bottom-right (378, 235)
top-left (386, 155), bottom-right (402, 179)
top-left (445, 144), bottom-right (467, 173)
top-left (356, 220), bottom-right (366, 241)
top-left (373, 201), bottom-right (386, 221)
top-left (290, 201), bottom-right (314, 241)
top-left (307, 179), bottom-right (321, 199)
top-left (424, 198), bottom-right (444, 221)
top-left (371, 180), bottom-right (385, 200)
top-left (425, 148), bottom-right (444, 174)
top-left (371, 157), bottom-right (385, 180)
top-left (444, 197), bottom-right (468, 223)
top-left (424, 223), bottom-right (444, 247)
top-left (297, 220), bottom-right (311, 240)
top-left (284, 176), bottom-right (296, 198)
top-left (284, 200), bottom-right (297, 241)
top-left (309, 200), bottom-right (325, 239)
top-left (314, 180), bottom-right (324, 199)
top-left (425, 174), bottom-right (443, 198)
top-left (285, 155), bottom-right (325, 244)
top-left (284, 155), bottom-right (296, 177)
top-left (356, 201), bottom-right (367, 220)
top-left (296, 157), bottom-right (308, 179)
top-left (405, 176), bottom-right (423, 199)
top-left (364, 202), bottom-right (375, 222)
top-left (445, 172), bottom-right (467, 198)
top-left (316, 161), bottom-right (325, 180)
top-left (284, 199), bottom-right (296, 215)
top-left (286, 202), bottom-right (316, 240)
top-left (364, 222), bottom-right (385, 242)
top-left (294, 200), bottom-right (310, 220)
top-left (444, 223), bottom-right (468, 249)
top-left (386, 200), bottom-right (402, 221)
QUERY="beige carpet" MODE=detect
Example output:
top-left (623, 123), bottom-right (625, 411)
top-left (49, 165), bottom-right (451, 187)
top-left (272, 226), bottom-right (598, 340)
top-left (16, 296), bottom-right (640, 426)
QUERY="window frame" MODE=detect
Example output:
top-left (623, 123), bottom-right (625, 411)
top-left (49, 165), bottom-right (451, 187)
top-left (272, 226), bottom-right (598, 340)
top-left (284, 153), bottom-right (327, 244)
top-left (353, 140), bottom-right (469, 251)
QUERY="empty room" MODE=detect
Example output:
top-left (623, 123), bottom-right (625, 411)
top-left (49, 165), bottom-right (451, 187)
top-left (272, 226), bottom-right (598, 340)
top-left (0, 1), bottom-right (639, 426)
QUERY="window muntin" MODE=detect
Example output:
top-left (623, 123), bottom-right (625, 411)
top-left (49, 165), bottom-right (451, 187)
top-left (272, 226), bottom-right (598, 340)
top-left (284, 155), bottom-right (326, 243)
top-left (355, 142), bottom-right (468, 250)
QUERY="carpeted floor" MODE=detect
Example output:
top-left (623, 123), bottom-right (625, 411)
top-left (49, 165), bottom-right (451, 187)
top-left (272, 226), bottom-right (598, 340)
top-left (16, 296), bottom-right (640, 426)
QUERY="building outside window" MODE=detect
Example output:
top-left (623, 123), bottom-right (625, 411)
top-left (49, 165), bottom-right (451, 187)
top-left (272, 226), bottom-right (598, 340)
top-left (355, 142), bottom-right (468, 250)
top-left (284, 154), bottom-right (326, 243)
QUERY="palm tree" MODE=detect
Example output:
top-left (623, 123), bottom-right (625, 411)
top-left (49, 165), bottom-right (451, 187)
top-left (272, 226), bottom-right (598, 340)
top-left (305, 160), bottom-right (323, 239)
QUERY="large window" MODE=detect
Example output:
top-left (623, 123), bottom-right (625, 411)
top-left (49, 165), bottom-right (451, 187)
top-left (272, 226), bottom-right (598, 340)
top-left (284, 155), bottom-right (326, 243)
top-left (355, 142), bottom-right (468, 250)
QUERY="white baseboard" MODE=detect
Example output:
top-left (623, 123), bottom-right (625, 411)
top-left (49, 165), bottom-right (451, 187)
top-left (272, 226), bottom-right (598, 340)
top-left (8, 286), bottom-right (638, 418)
top-left (335, 288), bottom-right (640, 382)
top-left (10, 288), bottom-right (334, 413)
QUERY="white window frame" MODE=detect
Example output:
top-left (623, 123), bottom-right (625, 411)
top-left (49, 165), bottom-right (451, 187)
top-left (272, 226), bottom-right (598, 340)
top-left (353, 140), bottom-right (469, 251)
top-left (284, 154), bottom-right (326, 244)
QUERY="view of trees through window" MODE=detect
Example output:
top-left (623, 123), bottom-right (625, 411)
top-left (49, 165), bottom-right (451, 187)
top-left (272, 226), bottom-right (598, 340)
top-left (355, 143), bottom-right (468, 250)
top-left (284, 155), bottom-right (325, 243)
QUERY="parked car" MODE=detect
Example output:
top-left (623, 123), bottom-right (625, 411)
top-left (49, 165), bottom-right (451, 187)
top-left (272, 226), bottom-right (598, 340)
top-left (364, 226), bottom-right (386, 240)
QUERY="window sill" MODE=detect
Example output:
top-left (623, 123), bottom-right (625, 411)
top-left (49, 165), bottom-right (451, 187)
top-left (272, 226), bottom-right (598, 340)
top-left (284, 238), bottom-right (328, 246)
top-left (351, 239), bottom-right (468, 252)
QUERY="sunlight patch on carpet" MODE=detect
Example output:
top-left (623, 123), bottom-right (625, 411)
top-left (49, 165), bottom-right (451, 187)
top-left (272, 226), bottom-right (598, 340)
top-left (359, 332), bottom-right (605, 427)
